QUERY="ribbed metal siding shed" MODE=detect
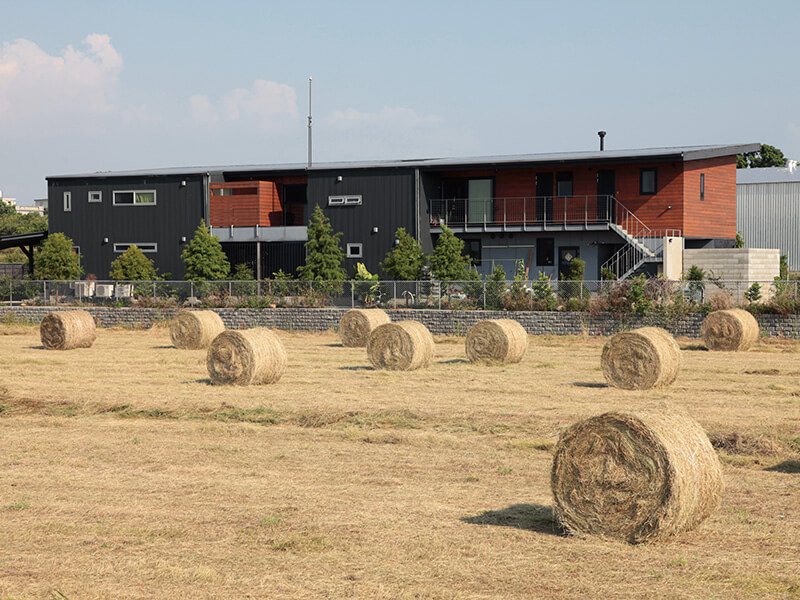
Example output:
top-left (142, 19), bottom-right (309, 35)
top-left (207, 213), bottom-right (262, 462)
top-left (737, 167), bottom-right (800, 270)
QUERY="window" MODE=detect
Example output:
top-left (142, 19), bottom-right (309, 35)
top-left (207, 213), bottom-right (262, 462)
top-left (556, 172), bottom-right (573, 196)
top-left (640, 169), bottom-right (657, 195)
top-left (63, 192), bottom-right (72, 212)
top-left (465, 240), bottom-right (481, 266)
top-left (345, 243), bottom-right (363, 258)
top-left (215, 187), bottom-right (257, 196)
top-left (537, 238), bottom-right (554, 267)
top-left (700, 173), bottom-right (705, 201)
top-left (113, 190), bottom-right (157, 205)
top-left (113, 243), bottom-right (158, 253)
top-left (329, 195), bottom-right (362, 206)
top-left (88, 191), bottom-right (102, 203)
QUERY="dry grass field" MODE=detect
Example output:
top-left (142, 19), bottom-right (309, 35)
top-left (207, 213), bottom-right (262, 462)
top-left (0, 322), bottom-right (798, 599)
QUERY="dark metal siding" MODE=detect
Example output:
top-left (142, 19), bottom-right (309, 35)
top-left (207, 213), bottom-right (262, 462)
top-left (308, 168), bottom-right (416, 277)
top-left (47, 175), bottom-right (205, 279)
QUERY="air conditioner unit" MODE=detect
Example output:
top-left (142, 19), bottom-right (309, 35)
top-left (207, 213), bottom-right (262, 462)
top-left (95, 284), bottom-right (114, 298)
top-left (74, 281), bottom-right (96, 297)
top-left (115, 284), bottom-right (132, 298)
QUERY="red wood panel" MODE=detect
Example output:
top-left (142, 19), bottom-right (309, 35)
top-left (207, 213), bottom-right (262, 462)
top-left (681, 157), bottom-right (736, 239)
top-left (614, 162), bottom-right (684, 232)
top-left (210, 181), bottom-right (282, 227)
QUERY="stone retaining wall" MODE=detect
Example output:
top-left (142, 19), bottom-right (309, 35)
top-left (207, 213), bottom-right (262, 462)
top-left (3, 306), bottom-right (800, 338)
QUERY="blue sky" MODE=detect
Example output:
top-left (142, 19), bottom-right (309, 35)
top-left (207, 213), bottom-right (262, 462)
top-left (2, 0), bottom-right (799, 203)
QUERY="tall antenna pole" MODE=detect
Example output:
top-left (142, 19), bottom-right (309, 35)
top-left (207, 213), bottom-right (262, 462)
top-left (307, 77), bottom-right (312, 168)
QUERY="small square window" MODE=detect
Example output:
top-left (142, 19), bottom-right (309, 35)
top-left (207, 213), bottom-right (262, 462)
top-left (344, 195), bottom-right (362, 205)
top-left (63, 192), bottom-right (72, 212)
top-left (556, 172), bottom-right (573, 197)
top-left (328, 196), bottom-right (345, 206)
top-left (346, 243), bottom-right (363, 258)
top-left (88, 191), bottom-right (102, 203)
top-left (640, 169), bottom-right (657, 195)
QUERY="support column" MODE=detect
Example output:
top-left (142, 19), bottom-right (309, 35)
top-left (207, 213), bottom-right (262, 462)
top-left (256, 242), bottom-right (262, 280)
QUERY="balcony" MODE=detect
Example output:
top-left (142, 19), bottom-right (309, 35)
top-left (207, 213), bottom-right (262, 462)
top-left (429, 195), bottom-right (618, 232)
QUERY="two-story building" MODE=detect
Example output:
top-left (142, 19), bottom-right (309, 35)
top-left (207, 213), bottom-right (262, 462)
top-left (47, 143), bottom-right (757, 280)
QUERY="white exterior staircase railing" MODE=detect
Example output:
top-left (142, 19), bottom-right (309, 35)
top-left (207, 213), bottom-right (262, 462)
top-left (601, 198), bottom-right (681, 280)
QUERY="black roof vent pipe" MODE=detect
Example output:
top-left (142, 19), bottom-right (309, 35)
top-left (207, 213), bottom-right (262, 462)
top-left (598, 131), bottom-right (606, 151)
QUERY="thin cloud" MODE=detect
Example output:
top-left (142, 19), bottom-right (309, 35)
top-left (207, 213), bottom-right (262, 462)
top-left (326, 105), bottom-right (440, 128)
top-left (190, 79), bottom-right (299, 130)
top-left (0, 34), bottom-right (124, 131)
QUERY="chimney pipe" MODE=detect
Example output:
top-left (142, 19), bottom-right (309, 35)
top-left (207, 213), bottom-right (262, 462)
top-left (598, 131), bottom-right (606, 151)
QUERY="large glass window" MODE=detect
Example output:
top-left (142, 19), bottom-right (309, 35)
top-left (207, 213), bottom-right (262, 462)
top-left (640, 169), bottom-right (657, 195)
top-left (556, 172), bottom-right (573, 196)
top-left (113, 190), bottom-right (157, 205)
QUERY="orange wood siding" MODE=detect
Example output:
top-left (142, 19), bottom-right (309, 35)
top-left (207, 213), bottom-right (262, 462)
top-left (614, 162), bottom-right (684, 232)
top-left (209, 181), bottom-right (281, 227)
top-left (681, 157), bottom-right (736, 239)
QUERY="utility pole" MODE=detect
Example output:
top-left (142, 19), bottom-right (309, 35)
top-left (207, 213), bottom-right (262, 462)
top-left (307, 77), bottom-right (312, 168)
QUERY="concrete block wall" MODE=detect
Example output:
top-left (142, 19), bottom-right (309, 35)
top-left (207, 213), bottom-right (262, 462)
top-left (3, 306), bottom-right (800, 338)
top-left (683, 248), bottom-right (780, 281)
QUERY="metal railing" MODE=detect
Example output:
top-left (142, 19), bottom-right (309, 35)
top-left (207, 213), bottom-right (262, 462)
top-left (429, 195), bottom-right (619, 229)
top-left (1, 278), bottom-right (795, 311)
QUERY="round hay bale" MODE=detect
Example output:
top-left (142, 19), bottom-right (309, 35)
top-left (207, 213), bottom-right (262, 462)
top-left (465, 319), bottom-right (528, 364)
top-left (701, 308), bottom-right (759, 351)
top-left (40, 310), bottom-right (96, 350)
top-left (206, 328), bottom-right (287, 385)
top-left (170, 310), bottom-right (226, 349)
top-left (366, 321), bottom-right (434, 371)
top-left (339, 308), bottom-right (391, 347)
top-left (601, 327), bottom-right (680, 390)
top-left (551, 402), bottom-right (723, 544)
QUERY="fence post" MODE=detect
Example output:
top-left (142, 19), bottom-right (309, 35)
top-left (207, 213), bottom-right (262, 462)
top-left (9, 279), bottom-right (12, 304)
top-left (393, 281), bottom-right (397, 309)
top-left (43, 280), bottom-right (47, 304)
top-left (351, 282), bottom-right (354, 308)
top-left (153, 281), bottom-right (156, 299)
top-left (580, 280), bottom-right (584, 300)
top-left (228, 281), bottom-right (232, 298)
top-left (438, 282), bottom-right (441, 309)
top-left (483, 281), bottom-right (486, 310)
top-left (190, 281), bottom-right (194, 302)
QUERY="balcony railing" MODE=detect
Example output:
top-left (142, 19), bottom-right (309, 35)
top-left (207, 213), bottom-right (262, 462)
top-left (429, 195), bottom-right (620, 230)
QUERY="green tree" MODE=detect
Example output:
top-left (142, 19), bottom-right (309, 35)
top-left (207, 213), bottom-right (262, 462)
top-left (430, 225), bottom-right (471, 280)
top-left (181, 222), bottom-right (231, 281)
top-left (109, 245), bottom-right (158, 280)
top-left (296, 205), bottom-right (346, 281)
top-left (231, 263), bottom-right (255, 280)
top-left (734, 231), bottom-right (745, 248)
top-left (737, 144), bottom-right (786, 168)
top-left (34, 232), bottom-right (83, 280)
top-left (485, 264), bottom-right (506, 310)
top-left (381, 227), bottom-right (427, 280)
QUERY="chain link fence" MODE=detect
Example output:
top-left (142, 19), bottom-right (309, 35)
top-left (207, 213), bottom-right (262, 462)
top-left (1, 278), bottom-right (798, 313)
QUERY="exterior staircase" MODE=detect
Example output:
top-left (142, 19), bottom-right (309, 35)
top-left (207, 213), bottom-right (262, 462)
top-left (602, 199), bottom-right (681, 280)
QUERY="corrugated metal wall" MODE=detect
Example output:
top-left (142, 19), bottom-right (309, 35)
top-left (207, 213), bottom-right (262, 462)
top-left (48, 174), bottom-right (206, 279)
top-left (737, 182), bottom-right (800, 270)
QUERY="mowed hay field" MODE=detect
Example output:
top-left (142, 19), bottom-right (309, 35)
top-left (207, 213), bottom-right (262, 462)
top-left (0, 323), bottom-right (799, 600)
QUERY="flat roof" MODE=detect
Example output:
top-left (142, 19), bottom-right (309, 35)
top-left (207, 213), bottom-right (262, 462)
top-left (48, 143), bottom-right (759, 180)
top-left (737, 165), bottom-right (800, 184)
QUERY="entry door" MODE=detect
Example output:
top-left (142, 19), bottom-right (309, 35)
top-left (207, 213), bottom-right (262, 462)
top-left (535, 173), bottom-right (554, 222)
top-left (558, 246), bottom-right (580, 279)
top-left (596, 170), bottom-right (615, 222)
top-left (467, 179), bottom-right (493, 225)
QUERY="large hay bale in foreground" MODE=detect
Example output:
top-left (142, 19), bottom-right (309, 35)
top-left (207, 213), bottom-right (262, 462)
top-left (601, 327), bottom-right (680, 390)
top-left (465, 319), bottom-right (528, 364)
top-left (551, 402), bottom-right (723, 544)
top-left (339, 308), bottom-right (391, 347)
top-left (40, 310), bottom-right (96, 350)
top-left (170, 310), bottom-right (226, 349)
top-left (366, 321), bottom-right (434, 371)
top-left (206, 328), bottom-right (287, 385)
top-left (701, 308), bottom-right (759, 351)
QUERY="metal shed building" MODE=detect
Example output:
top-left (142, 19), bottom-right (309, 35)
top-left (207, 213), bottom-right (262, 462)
top-left (737, 162), bottom-right (800, 270)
